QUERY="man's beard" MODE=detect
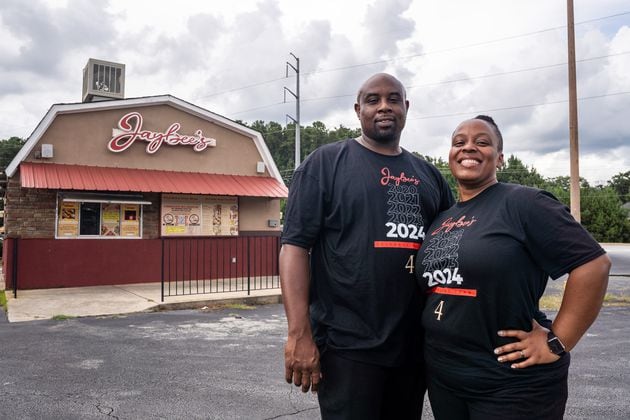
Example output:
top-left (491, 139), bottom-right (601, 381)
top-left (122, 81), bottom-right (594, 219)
top-left (371, 126), bottom-right (399, 144)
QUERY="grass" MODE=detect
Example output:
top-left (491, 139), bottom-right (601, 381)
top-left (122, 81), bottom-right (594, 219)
top-left (223, 303), bottom-right (257, 310)
top-left (602, 293), bottom-right (630, 307)
top-left (52, 314), bottom-right (76, 321)
top-left (539, 294), bottom-right (563, 311)
top-left (540, 292), bottom-right (630, 311)
top-left (197, 302), bottom-right (258, 312)
top-left (0, 289), bottom-right (7, 313)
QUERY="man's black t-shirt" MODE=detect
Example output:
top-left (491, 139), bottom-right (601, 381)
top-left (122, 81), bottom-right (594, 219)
top-left (416, 182), bottom-right (605, 389)
top-left (282, 139), bottom-right (454, 366)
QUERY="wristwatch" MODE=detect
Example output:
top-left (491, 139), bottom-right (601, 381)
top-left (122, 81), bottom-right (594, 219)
top-left (547, 330), bottom-right (566, 356)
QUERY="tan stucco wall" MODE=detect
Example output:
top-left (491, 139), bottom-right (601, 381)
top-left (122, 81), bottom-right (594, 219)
top-left (25, 104), bottom-right (268, 176)
top-left (239, 197), bottom-right (282, 232)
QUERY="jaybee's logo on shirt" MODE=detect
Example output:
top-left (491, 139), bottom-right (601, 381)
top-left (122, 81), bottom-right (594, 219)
top-left (432, 215), bottom-right (477, 234)
top-left (380, 167), bottom-right (420, 186)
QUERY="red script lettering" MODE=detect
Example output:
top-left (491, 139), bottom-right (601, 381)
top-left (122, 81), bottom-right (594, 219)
top-left (108, 112), bottom-right (217, 154)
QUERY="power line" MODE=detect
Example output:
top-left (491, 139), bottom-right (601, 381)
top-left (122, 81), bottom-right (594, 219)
top-left (407, 91), bottom-right (630, 121)
top-left (246, 90), bottom-right (630, 126)
top-left (230, 101), bottom-right (286, 116)
top-left (228, 52), bottom-right (629, 117)
top-left (298, 51), bottom-right (629, 105)
top-left (196, 76), bottom-right (287, 100)
top-left (407, 51), bottom-right (630, 89)
top-left (194, 11), bottom-right (630, 99)
top-left (301, 12), bottom-right (630, 76)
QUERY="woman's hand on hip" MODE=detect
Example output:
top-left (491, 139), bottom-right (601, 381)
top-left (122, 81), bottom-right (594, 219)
top-left (494, 319), bottom-right (561, 369)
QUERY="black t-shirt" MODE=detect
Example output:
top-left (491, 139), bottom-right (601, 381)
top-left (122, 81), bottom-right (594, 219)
top-left (416, 183), bottom-right (605, 389)
top-left (282, 139), bottom-right (454, 366)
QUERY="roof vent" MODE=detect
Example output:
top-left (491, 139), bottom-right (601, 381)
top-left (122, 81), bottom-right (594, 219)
top-left (82, 58), bottom-right (125, 103)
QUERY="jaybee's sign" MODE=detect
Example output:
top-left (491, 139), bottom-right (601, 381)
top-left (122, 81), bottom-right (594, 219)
top-left (108, 112), bottom-right (217, 154)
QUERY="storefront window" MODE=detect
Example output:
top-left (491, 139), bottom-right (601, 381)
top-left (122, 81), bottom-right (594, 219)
top-left (57, 194), bottom-right (144, 238)
top-left (79, 202), bottom-right (101, 235)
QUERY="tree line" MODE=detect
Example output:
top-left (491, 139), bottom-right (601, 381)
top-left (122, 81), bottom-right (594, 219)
top-left (1, 123), bottom-right (628, 242)
top-left (243, 121), bottom-right (630, 243)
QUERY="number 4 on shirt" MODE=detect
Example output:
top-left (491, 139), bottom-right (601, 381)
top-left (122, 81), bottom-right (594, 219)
top-left (434, 300), bottom-right (445, 321)
top-left (405, 255), bottom-right (415, 273)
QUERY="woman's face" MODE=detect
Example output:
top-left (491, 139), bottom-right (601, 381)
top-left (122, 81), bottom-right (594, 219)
top-left (449, 119), bottom-right (504, 190)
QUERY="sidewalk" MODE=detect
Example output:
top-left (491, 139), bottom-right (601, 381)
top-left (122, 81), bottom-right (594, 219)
top-left (2, 280), bottom-right (282, 323)
top-left (2, 243), bottom-right (626, 323)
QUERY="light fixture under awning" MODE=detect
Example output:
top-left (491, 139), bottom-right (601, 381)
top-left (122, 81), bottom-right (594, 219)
top-left (59, 193), bottom-right (152, 205)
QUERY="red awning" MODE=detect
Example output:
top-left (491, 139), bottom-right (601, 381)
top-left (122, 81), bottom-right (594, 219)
top-left (19, 162), bottom-right (288, 198)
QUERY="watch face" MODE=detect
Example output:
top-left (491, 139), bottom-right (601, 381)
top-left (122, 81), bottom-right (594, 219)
top-left (548, 336), bottom-right (565, 355)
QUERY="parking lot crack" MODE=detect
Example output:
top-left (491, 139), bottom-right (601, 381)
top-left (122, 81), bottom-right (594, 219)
top-left (96, 403), bottom-right (119, 419)
top-left (263, 406), bottom-right (319, 419)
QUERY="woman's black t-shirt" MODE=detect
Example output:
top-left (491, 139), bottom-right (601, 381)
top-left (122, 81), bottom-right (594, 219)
top-left (416, 182), bottom-right (605, 388)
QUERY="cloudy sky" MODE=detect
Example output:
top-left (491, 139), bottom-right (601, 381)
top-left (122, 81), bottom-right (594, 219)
top-left (0, 0), bottom-right (628, 184)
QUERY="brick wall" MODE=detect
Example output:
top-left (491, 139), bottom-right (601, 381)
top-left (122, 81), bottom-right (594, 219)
top-left (142, 193), bottom-right (160, 239)
top-left (5, 177), bottom-right (57, 238)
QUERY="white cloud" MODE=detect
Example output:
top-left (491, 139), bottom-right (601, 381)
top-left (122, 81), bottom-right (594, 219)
top-left (0, 0), bottom-right (628, 183)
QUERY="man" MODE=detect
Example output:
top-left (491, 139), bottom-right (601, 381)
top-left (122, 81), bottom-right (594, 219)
top-left (280, 73), bottom-right (454, 419)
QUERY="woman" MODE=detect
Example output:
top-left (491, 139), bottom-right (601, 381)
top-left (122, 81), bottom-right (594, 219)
top-left (416, 115), bottom-right (611, 419)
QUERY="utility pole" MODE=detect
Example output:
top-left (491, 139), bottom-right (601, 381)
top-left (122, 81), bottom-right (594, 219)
top-left (284, 53), bottom-right (301, 169)
top-left (567, 0), bottom-right (581, 222)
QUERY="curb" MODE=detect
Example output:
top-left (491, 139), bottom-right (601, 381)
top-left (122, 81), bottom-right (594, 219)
top-left (150, 294), bottom-right (283, 312)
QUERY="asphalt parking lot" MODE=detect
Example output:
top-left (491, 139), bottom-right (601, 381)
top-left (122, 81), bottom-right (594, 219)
top-left (0, 302), bottom-right (629, 419)
top-left (1, 244), bottom-right (628, 418)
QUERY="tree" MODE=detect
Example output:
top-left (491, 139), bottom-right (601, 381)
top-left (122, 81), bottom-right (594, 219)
top-left (608, 171), bottom-right (630, 204)
top-left (416, 154), bottom-right (457, 198)
top-left (581, 186), bottom-right (630, 242)
top-left (327, 124), bottom-right (360, 144)
top-left (0, 136), bottom-right (25, 169)
top-left (497, 155), bottom-right (546, 188)
top-left (545, 175), bottom-right (590, 190)
top-left (0, 136), bottom-right (26, 210)
top-left (245, 120), bottom-right (359, 185)
top-left (545, 184), bottom-right (630, 243)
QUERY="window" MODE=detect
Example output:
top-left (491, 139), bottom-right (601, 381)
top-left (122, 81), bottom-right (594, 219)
top-left (79, 203), bottom-right (100, 235)
top-left (56, 193), bottom-right (148, 239)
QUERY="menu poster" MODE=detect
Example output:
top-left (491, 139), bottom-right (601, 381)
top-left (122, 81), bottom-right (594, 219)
top-left (201, 196), bottom-right (238, 236)
top-left (57, 201), bottom-right (79, 237)
top-left (161, 194), bottom-right (203, 236)
top-left (101, 204), bottom-right (121, 236)
top-left (229, 205), bottom-right (238, 235)
top-left (161, 194), bottom-right (237, 236)
top-left (121, 204), bottom-right (140, 237)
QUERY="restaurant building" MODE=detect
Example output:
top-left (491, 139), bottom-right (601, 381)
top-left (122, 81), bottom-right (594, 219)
top-left (3, 59), bottom-right (287, 293)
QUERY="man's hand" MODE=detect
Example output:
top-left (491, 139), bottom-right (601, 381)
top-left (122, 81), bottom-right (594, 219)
top-left (280, 244), bottom-right (321, 392)
top-left (284, 334), bottom-right (321, 393)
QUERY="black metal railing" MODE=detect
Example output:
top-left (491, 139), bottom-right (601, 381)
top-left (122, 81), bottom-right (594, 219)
top-left (161, 236), bottom-right (280, 301)
top-left (12, 238), bottom-right (18, 298)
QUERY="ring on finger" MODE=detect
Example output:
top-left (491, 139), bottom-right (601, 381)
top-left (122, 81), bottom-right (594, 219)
top-left (520, 350), bottom-right (526, 359)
